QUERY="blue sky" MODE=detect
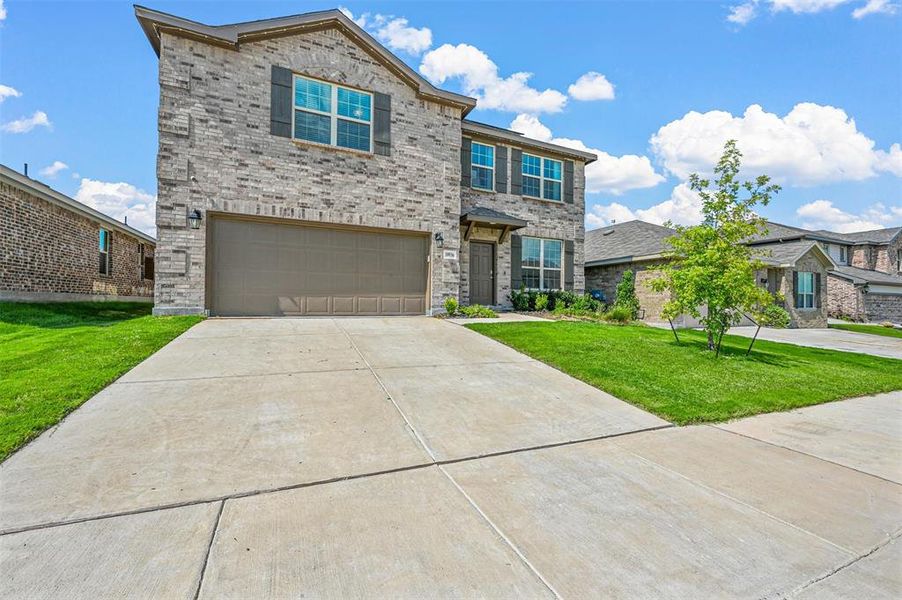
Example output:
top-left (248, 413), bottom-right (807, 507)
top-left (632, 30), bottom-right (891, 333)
top-left (1, 0), bottom-right (900, 236)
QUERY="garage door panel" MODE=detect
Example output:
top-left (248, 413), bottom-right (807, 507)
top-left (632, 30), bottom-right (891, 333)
top-left (210, 218), bottom-right (428, 316)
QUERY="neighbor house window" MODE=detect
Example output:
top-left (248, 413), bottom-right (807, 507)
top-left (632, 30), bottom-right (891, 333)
top-left (99, 229), bottom-right (111, 275)
top-left (470, 142), bottom-right (494, 191)
top-left (897, 249), bottom-right (902, 272)
top-left (796, 271), bottom-right (814, 309)
top-left (522, 237), bottom-right (562, 290)
top-left (293, 75), bottom-right (372, 151)
top-left (839, 245), bottom-right (847, 264)
top-left (139, 243), bottom-right (146, 279)
top-left (522, 153), bottom-right (562, 201)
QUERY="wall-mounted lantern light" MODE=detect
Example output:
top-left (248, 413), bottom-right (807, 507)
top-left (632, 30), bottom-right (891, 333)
top-left (188, 209), bottom-right (203, 230)
top-left (434, 232), bottom-right (444, 248)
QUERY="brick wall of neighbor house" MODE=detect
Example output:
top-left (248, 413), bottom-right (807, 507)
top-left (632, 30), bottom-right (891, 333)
top-left (459, 150), bottom-right (586, 308)
top-left (826, 274), bottom-right (864, 320)
top-left (154, 29), bottom-right (464, 314)
top-left (875, 236), bottom-right (902, 274)
top-left (780, 253), bottom-right (828, 328)
top-left (864, 293), bottom-right (902, 323)
top-left (0, 181), bottom-right (154, 299)
top-left (585, 260), bottom-right (671, 320)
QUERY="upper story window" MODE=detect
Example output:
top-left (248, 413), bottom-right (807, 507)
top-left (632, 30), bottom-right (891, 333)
top-left (470, 142), bottom-right (494, 191)
top-left (796, 271), bottom-right (814, 309)
top-left (522, 153), bottom-right (562, 201)
top-left (839, 245), bottom-right (847, 264)
top-left (897, 248), bottom-right (901, 272)
top-left (99, 229), bottom-right (111, 275)
top-left (293, 75), bottom-right (372, 152)
top-left (522, 237), bottom-right (562, 290)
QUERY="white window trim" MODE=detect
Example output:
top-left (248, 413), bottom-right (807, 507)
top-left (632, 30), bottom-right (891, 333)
top-left (522, 237), bottom-right (564, 291)
top-left (796, 271), bottom-right (815, 310)
top-left (521, 153), bottom-right (563, 202)
top-left (291, 74), bottom-right (373, 153)
top-left (99, 228), bottom-right (110, 276)
top-left (470, 141), bottom-right (495, 192)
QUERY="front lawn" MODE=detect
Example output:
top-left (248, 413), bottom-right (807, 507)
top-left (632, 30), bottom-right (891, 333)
top-left (467, 321), bottom-right (902, 425)
top-left (829, 323), bottom-right (902, 339)
top-left (0, 302), bottom-right (202, 461)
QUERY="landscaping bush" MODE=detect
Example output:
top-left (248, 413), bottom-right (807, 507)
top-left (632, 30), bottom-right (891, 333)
top-left (535, 293), bottom-right (549, 311)
top-left (510, 286), bottom-right (530, 311)
top-left (443, 296), bottom-right (459, 316)
top-left (603, 305), bottom-right (633, 324)
top-left (459, 304), bottom-right (498, 318)
top-left (757, 304), bottom-right (790, 329)
top-left (613, 270), bottom-right (641, 320)
top-left (570, 294), bottom-right (602, 312)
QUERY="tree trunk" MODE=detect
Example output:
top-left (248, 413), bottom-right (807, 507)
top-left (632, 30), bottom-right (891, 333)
top-left (707, 330), bottom-right (716, 350)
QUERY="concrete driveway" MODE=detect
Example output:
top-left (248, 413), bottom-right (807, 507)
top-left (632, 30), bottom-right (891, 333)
top-left (1, 317), bottom-right (900, 598)
top-left (730, 325), bottom-right (902, 359)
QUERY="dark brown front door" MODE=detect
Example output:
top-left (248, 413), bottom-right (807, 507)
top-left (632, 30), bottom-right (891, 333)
top-left (469, 242), bottom-right (495, 305)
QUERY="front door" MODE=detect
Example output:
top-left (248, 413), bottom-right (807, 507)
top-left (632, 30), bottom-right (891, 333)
top-left (469, 242), bottom-right (495, 305)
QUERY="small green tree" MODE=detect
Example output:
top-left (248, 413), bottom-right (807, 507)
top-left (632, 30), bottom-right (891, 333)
top-left (614, 270), bottom-right (641, 320)
top-left (650, 140), bottom-right (782, 355)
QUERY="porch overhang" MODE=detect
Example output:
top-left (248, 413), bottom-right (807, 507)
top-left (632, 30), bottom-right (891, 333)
top-left (460, 207), bottom-right (528, 243)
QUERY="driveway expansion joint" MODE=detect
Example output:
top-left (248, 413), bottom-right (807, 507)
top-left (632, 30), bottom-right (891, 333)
top-left (712, 424), bottom-right (902, 487)
top-left (193, 500), bottom-right (225, 600)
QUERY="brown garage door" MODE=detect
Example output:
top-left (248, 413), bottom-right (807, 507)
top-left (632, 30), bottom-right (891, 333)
top-left (208, 217), bottom-right (429, 316)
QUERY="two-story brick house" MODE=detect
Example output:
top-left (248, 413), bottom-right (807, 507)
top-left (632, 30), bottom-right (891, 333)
top-left (135, 6), bottom-right (594, 317)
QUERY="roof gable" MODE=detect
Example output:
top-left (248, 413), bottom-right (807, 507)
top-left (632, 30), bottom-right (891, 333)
top-left (134, 5), bottom-right (477, 115)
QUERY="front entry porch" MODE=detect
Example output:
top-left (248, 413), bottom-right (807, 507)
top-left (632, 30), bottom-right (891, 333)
top-left (459, 207), bottom-right (528, 308)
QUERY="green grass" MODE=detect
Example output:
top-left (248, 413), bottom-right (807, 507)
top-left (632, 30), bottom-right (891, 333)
top-left (0, 302), bottom-right (202, 461)
top-left (829, 323), bottom-right (902, 339)
top-left (467, 321), bottom-right (902, 425)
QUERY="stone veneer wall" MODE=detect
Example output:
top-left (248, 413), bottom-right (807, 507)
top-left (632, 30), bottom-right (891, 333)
top-left (154, 28), bottom-right (464, 314)
top-left (585, 260), bottom-right (677, 322)
top-left (459, 145), bottom-right (586, 308)
top-left (864, 294), bottom-right (902, 323)
top-left (0, 180), bottom-right (154, 300)
top-left (849, 240), bottom-right (901, 274)
top-left (777, 253), bottom-right (828, 328)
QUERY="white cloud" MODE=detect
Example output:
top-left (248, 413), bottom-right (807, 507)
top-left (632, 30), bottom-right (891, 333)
top-left (75, 179), bottom-right (157, 236)
top-left (728, 0), bottom-right (897, 23)
top-left (0, 0), bottom-right (6, 21)
top-left (650, 103), bottom-right (901, 185)
top-left (339, 7), bottom-right (432, 55)
top-left (728, 1), bottom-right (760, 25)
top-left (796, 199), bottom-right (901, 232)
top-left (1, 110), bottom-right (51, 133)
top-left (586, 183), bottom-right (703, 228)
top-left (568, 72), bottom-right (616, 101)
top-left (0, 84), bottom-right (20, 102)
top-left (420, 44), bottom-right (567, 114)
top-left (38, 161), bottom-right (68, 178)
top-left (852, 0), bottom-right (899, 17)
top-left (771, 0), bottom-right (852, 13)
top-left (510, 114), bottom-right (665, 195)
top-left (877, 143), bottom-right (902, 176)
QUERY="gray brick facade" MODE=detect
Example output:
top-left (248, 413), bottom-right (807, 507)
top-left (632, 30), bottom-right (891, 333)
top-left (146, 11), bottom-right (590, 316)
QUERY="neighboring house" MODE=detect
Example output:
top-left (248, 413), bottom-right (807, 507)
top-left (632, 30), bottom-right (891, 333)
top-left (747, 222), bottom-right (902, 324)
top-left (0, 164), bottom-right (155, 303)
top-left (584, 220), bottom-right (833, 328)
top-left (135, 6), bottom-right (595, 317)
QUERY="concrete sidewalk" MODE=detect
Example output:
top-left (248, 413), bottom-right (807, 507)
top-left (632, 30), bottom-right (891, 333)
top-left (2, 317), bottom-right (900, 598)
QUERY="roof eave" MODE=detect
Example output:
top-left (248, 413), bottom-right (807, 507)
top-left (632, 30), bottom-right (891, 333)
top-left (134, 5), bottom-right (477, 115)
top-left (585, 253), bottom-right (665, 267)
top-left (462, 120), bottom-right (597, 163)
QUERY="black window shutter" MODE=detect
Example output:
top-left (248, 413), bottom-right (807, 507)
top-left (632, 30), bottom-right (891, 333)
top-left (564, 160), bottom-right (575, 204)
top-left (510, 235), bottom-right (522, 291)
top-left (815, 272), bottom-right (821, 308)
top-left (495, 145), bottom-right (508, 194)
top-left (564, 240), bottom-right (575, 290)
top-left (460, 138), bottom-right (472, 188)
top-left (270, 65), bottom-right (292, 138)
top-left (373, 92), bottom-right (391, 156)
top-left (510, 149), bottom-right (522, 196)
top-left (792, 271), bottom-right (799, 308)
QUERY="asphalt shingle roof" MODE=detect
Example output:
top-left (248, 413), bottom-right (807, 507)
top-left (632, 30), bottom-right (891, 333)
top-left (831, 265), bottom-right (902, 286)
top-left (585, 220), bottom-right (675, 264)
top-left (751, 240), bottom-right (827, 266)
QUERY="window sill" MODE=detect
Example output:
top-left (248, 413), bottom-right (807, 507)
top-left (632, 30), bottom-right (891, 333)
top-left (290, 138), bottom-right (375, 159)
top-left (468, 185), bottom-right (496, 194)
